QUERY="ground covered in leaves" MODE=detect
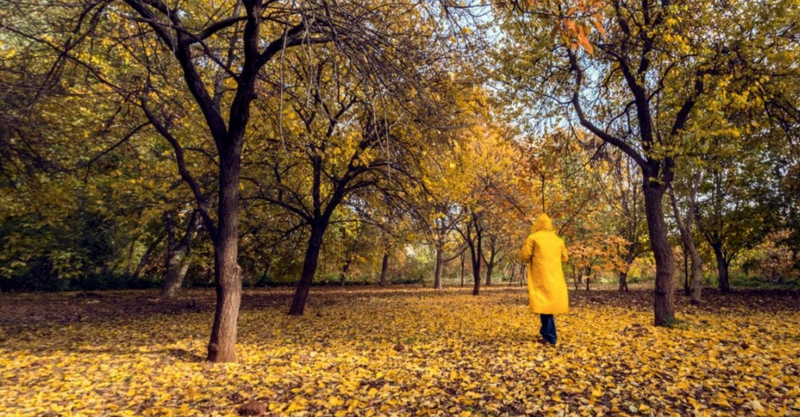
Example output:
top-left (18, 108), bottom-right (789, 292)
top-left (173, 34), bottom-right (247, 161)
top-left (1, 286), bottom-right (799, 416)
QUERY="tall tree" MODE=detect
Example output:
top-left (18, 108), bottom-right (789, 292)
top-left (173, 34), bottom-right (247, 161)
top-left (497, 0), bottom-right (793, 325)
top-left (3, 0), bottom-right (476, 360)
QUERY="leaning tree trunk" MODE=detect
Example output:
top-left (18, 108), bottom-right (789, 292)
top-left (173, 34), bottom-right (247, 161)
top-left (289, 224), bottom-right (327, 316)
top-left (207, 150), bottom-right (243, 363)
top-left (712, 243), bottom-right (730, 292)
top-left (379, 252), bottom-right (390, 286)
top-left (162, 212), bottom-right (200, 299)
top-left (644, 182), bottom-right (676, 326)
top-left (433, 245), bottom-right (444, 289)
top-left (669, 187), bottom-right (703, 304)
top-left (162, 254), bottom-right (193, 299)
top-left (131, 235), bottom-right (163, 281)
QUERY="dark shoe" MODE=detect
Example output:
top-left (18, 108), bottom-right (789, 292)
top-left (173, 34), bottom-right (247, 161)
top-left (537, 337), bottom-right (556, 346)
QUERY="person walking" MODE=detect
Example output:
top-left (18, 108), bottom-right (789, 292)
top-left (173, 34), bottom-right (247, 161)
top-left (519, 214), bottom-right (569, 345)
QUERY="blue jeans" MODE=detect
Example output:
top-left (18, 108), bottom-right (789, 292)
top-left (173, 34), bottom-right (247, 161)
top-left (540, 314), bottom-right (557, 344)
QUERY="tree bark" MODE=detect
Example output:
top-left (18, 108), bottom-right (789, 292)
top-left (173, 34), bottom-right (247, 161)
top-left (162, 211), bottom-right (201, 299)
top-left (471, 245), bottom-right (481, 296)
top-left (644, 182), bottom-right (676, 326)
top-left (207, 148), bottom-right (243, 363)
top-left (460, 252), bottom-right (465, 287)
top-left (289, 224), bottom-right (326, 316)
top-left (483, 240), bottom-right (497, 286)
top-left (433, 245), bottom-right (444, 289)
top-left (162, 258), bottom-right (192, 298)
top-left (469, 233), bottom-right (482, 296)
top-left (618, 271), bottom-right (629, 292)
top-left (131, 235), bottom-right (163, 281)
top-left (683, 240), bottom-right (690, 296)
top-left (712, 243), bottom-right (731, 292)
top-left (573, 264), bottom-right (579, 291)
top-left (340, 225), bottom-right (362, 287)
top-left (340, 255), bottom-right (352, 288)
top-left (669, 187), bottom-right (702, 304)
top-left (379, 252), bottom-right (390, 286)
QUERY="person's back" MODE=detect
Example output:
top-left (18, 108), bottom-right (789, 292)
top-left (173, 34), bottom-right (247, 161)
top-left (519, 214), bottom-right (568, 344)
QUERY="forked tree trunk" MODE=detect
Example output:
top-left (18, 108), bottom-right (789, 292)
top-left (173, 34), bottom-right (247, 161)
top-left (618, 271), bottom-right (629, 292)
top-left (379, 252), bottom-right (390, 286)
top-left (669, 187), bottom-right (702, 304)
top-left (712, 243), bottom-right (731, 292)
top-left (644, 182), bottom-right (676, 326)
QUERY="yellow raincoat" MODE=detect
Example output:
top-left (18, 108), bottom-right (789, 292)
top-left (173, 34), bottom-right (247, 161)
top-left (519, 214), bottom-right (569, 314)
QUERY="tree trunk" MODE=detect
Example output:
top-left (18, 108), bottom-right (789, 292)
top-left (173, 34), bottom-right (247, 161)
top-left (162, 211), bottom-right (201, 299)
top-left (573, 264), bottom-right (579, 291)
top-left (340, 257), bottom-right (352, 287)
top-left (433, 245), bottom-right (444, 289)
top-left (131, 235), bottom-right (163, 281)
top-left (379, 252), bottom-right (390, 286)
top-left (618, 271), bottom-right (629, 292)
top-left (484, 243), bottom-right (496, 286)
top-left (469, 236), bottom-right (482, 296)
top-left (712, 243), bottom-right (730, 292)
top-left (207, 150), bottom-right (243, 363)
top-left (644, 182), bottom-right (676, 326)
top-left (460, 252), bottom-right (465, 287)
top-left (161, 252), bottom-right (192, 299)
top-left (340, 225), bottom-right (361, 287)
top-left (683, 240), bottom-right (690, 296)
top-left (471, 250), bottom-right (481, 296)
top-left (289, 224), bottom-right (326, 316)
top-left (690, 256), bottom-right (703, 304)
top-left (669, 186), bottom-right (703, 304)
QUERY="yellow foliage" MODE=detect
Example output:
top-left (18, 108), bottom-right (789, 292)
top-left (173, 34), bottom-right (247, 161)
top-left (1, 288), bottom-right (799, 416)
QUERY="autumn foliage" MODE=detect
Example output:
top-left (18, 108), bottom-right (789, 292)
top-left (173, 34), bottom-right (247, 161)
top-left (2, 287), bottom-right (800, 416)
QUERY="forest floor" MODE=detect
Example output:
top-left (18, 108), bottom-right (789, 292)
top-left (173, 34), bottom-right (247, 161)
top-left (1, 286), bottom-right (799, 417)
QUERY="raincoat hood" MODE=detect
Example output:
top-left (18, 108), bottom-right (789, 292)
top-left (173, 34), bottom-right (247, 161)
top-left (531, 214), bottom-right (554, 233)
